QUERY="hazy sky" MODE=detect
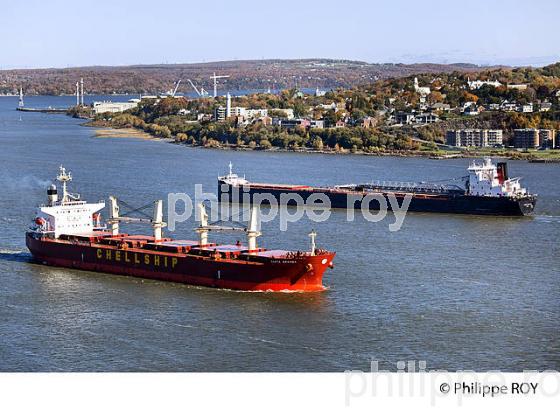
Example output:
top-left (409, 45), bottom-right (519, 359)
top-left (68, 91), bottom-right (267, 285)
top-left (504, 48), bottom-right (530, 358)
top-left (1, 0), bottom-right (559, 69)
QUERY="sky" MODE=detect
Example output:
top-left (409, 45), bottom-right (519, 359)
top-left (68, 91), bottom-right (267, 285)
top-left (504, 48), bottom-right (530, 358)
top-left (1, 0), bottom-right (559, 69)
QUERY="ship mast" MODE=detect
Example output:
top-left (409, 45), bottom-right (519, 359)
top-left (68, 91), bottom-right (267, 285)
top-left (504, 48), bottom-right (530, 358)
top-left (56, 165), bottom-right (73, 203)
top-left (309, 230), bottom-right (317, 256)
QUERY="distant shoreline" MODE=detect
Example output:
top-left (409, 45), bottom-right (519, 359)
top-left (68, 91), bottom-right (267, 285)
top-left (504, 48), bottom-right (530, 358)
top-left (86, 124), bottom-right (560, 162)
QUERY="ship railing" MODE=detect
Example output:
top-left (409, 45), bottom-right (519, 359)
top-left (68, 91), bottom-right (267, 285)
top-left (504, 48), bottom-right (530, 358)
top-left (30, 226), bottom-right (56, 234)
top-left (39, 199), bottom-right (105, 207)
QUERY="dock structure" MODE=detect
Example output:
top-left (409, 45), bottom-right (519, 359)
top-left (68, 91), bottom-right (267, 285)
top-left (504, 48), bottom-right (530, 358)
top-left (16, 107), bottom-right (68, 113)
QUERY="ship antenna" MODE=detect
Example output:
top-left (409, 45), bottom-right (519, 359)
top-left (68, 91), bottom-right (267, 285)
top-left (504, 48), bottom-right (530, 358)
top-left (228, 161), bottom-right (233, 176)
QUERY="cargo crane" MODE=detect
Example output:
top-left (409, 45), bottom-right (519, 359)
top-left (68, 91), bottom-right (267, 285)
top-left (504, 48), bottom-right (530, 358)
top-left (210, 72), bottom-right (229, 97)
top-left (107, 196), bottom-right (166, 242)
top-left (171, 79), bottom-right (181, 97)
top-left (187, 79), bottom-right (209, 97)
top-left (161, 80), bottom-right (182, 98)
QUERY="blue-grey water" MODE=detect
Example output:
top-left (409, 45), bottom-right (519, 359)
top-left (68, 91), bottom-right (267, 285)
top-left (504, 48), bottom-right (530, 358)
top-left (0, 95), bottom-right (559, 371)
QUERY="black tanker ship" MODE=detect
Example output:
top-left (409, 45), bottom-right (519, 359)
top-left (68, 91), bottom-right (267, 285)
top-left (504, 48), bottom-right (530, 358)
top-left (218, 159), bottom-right (536, 216)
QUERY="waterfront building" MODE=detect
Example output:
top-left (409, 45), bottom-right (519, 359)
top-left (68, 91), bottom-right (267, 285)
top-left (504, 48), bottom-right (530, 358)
top-left (485, 130), bottom-right (503, 146)
top-left (538, 129), bottom-right (556, 149)
top-left (277, 119), bottom-right (310, 130)
top-left (513, 129), bottom-right (539, 149)
top-left (512, 129), bottom-right (556, 149)
top-left (92, 101), bottom-right (138, 114)
top-left (446, 129), bottom-right (503, 147)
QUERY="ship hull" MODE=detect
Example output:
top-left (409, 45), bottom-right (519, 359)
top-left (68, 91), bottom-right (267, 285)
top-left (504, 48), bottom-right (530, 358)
top-left (26, 233), bottom-right (334, 292)
top-left (219, 181), bottom-right (536, 216)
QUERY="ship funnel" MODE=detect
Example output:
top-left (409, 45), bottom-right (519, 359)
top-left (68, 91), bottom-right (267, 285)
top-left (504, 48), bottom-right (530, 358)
top-left (196, 202), bottom-right (209, 246)
top-left (309, 230), bottom-right (317, 256)
top-left (47, 184), bottom-right (58, 206)
top-left (247, 206), bottom-right (261, 251)
top-left (497, 162), bottom-right (508, 184)
top-left (109, 196), bottom-right (119, 236)
top-left (152, 199), bottom-right (166, 242)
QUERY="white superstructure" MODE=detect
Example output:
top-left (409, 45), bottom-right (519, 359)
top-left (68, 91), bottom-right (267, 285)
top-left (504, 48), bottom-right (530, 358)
top-left (34, 166), bottom-right (105, 238)
top-left (218, 162), bottom-right (248, 187)
top-left (467, 158), bottom-right (527, 197)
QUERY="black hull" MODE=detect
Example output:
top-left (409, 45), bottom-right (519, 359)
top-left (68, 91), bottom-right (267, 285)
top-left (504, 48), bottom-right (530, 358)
top-left (219, 181), bottom-right (536, 216)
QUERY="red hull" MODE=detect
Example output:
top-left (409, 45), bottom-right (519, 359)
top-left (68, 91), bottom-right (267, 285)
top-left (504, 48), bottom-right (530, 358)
top-left (26, 233), bottom-right (334, 292)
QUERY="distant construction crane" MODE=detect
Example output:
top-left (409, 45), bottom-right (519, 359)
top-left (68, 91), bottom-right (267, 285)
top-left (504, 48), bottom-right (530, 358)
top-left (171, 79), bottom-right (181, 97)
top-left (160, 80), bottom-right (182, 98)
top-left (210, 72), bottom-right (229, 97)
top-left (187, 79), bottom-right (209, 97)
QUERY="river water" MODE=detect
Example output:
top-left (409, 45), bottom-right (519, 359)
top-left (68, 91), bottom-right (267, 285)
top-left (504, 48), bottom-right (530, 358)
top-left (0, 95), bottom-right (558, 371)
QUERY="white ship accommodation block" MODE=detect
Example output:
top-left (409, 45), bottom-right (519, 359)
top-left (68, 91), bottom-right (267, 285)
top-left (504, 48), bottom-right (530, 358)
top-left (38, 201), bottom-right (105, 238)
top-left (467, 158), bottom-right (527, 197)
top-left (35, 166), bottom-right (105, 238)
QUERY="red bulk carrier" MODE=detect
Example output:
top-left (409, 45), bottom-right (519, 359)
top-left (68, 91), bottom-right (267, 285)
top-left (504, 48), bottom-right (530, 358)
top-left (26, 166), bottom-right (335, 292)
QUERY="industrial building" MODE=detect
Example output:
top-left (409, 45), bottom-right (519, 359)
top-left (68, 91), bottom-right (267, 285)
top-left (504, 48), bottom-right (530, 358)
top-left (92, 101), bottom-right (138, 114)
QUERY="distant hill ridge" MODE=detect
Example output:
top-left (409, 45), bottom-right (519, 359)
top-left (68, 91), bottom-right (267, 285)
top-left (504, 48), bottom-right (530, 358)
top-left (0, 58), bottom-right (503, 96)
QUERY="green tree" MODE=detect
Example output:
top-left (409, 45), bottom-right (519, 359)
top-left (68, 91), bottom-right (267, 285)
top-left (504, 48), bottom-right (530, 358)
top-left (312, 136), bottom-right (324, 150)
